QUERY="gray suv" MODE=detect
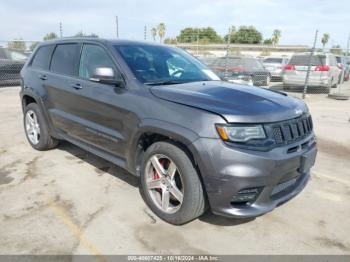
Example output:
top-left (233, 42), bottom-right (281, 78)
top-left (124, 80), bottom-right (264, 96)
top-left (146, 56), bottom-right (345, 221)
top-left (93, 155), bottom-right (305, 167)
top-left (20, 38), bottom-right (317, 225)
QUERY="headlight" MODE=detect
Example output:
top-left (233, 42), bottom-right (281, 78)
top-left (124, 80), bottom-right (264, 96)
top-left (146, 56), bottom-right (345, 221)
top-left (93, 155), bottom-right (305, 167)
top-left (216, 124), bottom-right (266, 142)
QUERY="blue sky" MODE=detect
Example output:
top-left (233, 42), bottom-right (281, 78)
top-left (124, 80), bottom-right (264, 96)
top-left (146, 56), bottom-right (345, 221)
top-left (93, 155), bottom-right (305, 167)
top-left (1, 0), bottom-right (349, 47)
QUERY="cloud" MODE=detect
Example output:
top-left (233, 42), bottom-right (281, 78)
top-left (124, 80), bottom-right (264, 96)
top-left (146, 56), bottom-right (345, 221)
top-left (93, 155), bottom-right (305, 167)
top-left (0, 0), bottom-right (349, 47)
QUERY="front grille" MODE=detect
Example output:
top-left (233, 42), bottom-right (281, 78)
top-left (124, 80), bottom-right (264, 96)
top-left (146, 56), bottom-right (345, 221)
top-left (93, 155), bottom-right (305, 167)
top-left (267, 115), bottom-right (313, 145)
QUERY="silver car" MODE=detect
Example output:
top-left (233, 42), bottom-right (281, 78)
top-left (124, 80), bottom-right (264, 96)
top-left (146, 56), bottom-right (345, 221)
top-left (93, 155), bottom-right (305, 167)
top-left (283, 52), bottom-right (341, 91)
top-left (263, 57), bottom-right (289, 80)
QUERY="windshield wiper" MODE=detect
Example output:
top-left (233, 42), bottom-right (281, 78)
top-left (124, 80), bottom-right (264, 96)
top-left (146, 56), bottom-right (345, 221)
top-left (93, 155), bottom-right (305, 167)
top-left (144, 79), bottom-right (211, 86)
top-left (144, 80), bottom-right (185, 86)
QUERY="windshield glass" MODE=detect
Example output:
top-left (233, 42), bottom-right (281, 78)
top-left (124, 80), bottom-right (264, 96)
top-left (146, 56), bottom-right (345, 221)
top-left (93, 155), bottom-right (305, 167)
top-left (114, 44), bottom-right (219, 84)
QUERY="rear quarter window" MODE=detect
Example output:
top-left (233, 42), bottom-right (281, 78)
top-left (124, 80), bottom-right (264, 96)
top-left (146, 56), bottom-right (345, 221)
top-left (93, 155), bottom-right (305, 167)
top-left (31, 45), bottom-right (54, 70)
top-left (289, 55), bottom-right (326, 66)
top-left (50, 44), bottom-right (78, 76)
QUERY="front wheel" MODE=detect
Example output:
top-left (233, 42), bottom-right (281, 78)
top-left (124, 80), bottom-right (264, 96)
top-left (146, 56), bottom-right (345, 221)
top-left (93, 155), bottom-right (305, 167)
top-left (139, 142), bottom-right (206, 225)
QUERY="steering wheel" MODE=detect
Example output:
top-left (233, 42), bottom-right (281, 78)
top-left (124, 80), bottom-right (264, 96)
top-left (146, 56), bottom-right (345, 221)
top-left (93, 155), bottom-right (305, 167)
top-left (170, 68), bottom-right (184, 78)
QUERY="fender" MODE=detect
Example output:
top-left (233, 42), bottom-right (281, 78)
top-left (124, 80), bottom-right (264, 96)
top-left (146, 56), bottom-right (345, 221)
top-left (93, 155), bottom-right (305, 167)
top-left (125, 118), bottom-right (200, 174)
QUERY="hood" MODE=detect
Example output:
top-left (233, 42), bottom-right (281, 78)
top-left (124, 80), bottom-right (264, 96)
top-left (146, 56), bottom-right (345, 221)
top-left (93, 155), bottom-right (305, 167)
top-left (150, 81), bottom-right (308, 123)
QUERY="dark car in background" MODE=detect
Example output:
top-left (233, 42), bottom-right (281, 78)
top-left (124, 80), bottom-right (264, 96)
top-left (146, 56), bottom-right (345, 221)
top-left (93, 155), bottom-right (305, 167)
top-left (0, 47), bottom-right (28, 85)
top-left (263, 57), bottom-right (289, 81)
top-left (211, 56), bottom-right (271, 86)
top-left (335, 55), bottom-right (350, 82)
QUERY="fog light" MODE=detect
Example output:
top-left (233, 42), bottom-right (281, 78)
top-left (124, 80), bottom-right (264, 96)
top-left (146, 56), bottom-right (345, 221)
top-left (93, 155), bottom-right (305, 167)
top-left (231, 187), bottom-right (262, 205)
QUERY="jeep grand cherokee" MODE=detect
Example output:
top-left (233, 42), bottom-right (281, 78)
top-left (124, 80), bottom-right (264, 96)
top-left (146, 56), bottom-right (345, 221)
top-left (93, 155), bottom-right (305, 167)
top-left (20, 38), bottom-right (317, 225)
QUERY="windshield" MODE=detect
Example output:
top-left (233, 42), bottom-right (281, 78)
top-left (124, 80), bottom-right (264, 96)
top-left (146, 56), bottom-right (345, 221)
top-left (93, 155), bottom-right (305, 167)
top-left (114, 44), bottom-right (219, 84)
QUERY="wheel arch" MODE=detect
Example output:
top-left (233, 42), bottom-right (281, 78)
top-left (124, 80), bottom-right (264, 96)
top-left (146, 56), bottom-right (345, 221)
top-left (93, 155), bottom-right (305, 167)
top-left (126, 119), bottom-right (200, 177)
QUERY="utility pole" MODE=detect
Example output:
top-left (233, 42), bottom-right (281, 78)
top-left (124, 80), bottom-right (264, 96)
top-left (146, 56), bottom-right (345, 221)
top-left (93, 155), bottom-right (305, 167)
top-left (59, 22), bottom-right (63, 38)
top-left (196, 28), bottom-right (200, 56)
top-left (115, 16), bottom-right (119, 38)
top-left (303, 30), bottom-right (318, 99)
top-left (346, 33), bottom-right (350, 57)
top-left (224, 27), bottom-right (232, 80)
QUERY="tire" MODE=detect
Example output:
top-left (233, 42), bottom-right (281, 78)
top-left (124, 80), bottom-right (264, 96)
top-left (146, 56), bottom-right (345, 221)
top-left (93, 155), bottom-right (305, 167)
top-left (139, 141), bottom-right (206, 225)
top-left (24, 103), bottom-right (58, 151)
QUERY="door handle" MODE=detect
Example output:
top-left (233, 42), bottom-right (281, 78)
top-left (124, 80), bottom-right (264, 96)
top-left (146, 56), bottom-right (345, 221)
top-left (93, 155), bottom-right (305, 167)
top-left (71, 83), bottom-right (83, 90)
top-left (39, 75), bottom-right (47, 81)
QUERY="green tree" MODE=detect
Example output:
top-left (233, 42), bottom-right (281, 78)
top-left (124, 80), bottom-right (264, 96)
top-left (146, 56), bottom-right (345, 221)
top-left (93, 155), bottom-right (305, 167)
top-left (75, 31), bottom-right (98, 37)
top-left (157, 23), bottom-right (166, 43)
top-left (271, 29), bottom-right (281, 46)
top-left (7, 39), bottom-right (26, 51)
top-left (228, 26), bottom-right (262, 44)
top-left (321, 33), bottom-right (330, 50)
top-left (151, 27), bottom-right (157, 41)
top-left (164, 37), bottom-right (177, 44)
top-left (29, 41), bottom-right (39, 51)
top-left (223, 26), bottom-right (236, 43)
top-left (263, 38), bottom-right (273, 45)
top-left (177, 27), bottom-right (222, 43)
top-left (43, 32), bottom-right (58, 41)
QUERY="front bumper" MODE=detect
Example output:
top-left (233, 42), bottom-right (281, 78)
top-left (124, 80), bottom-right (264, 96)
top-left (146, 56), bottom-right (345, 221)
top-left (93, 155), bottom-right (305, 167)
top-left (190, 134), bottom-right (317, 218)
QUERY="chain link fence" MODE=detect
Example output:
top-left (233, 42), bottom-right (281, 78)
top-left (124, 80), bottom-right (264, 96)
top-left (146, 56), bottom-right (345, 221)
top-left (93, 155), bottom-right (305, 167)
top-left (0, 40), bottom-right (38, 86)
top-left (1, 36), bottom-right (349, 99)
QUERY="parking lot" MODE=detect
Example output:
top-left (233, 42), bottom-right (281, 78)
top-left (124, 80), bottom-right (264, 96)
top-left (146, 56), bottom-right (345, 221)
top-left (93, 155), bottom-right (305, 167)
top-left (0, 83), bottom-right (349, 255)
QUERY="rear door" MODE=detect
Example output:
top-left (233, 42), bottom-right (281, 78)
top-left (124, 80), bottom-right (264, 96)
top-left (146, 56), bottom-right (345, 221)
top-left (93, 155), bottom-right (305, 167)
top-left (44, 43), bottom-right (82, 137)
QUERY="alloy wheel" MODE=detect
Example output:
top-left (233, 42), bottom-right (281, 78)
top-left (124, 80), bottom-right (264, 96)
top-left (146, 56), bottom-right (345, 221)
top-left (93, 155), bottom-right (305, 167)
top-left (25, 110), bottom-right (40, 145)
top-left (145, 154), bottom-right (184, 214)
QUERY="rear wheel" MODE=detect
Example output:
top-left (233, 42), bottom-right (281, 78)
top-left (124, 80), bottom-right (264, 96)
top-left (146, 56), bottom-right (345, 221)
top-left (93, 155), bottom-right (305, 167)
top-left (140, 142), bottom-right (206, 225)
top-left (24, 103), bottom-right (58, 150)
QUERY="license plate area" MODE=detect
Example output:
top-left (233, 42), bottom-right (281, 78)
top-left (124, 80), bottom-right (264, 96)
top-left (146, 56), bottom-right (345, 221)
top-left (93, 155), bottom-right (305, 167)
top-left (299, 148), bottom-right (317, 173)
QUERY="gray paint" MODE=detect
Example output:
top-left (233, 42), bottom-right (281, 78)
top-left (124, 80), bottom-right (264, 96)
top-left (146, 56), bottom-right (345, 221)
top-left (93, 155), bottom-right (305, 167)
top-left (20, 38), bottom-right (317, 218)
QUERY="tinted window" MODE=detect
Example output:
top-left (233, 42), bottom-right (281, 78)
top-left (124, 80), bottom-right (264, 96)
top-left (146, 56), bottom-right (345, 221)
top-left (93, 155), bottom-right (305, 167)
top-left (264, 58), bottom-right (283, 63)
top-left (289, 55), bottom-right (326, 66)
top-left (114, 44), bottom-right (218, 84)
top-left (31, 45), bottom-right (54, 70)
top-left (79, 44), bottom-right (116, 79)
top-left (50, 44), bottom-right (78, 75)
top-left (336, 56), bottom-right (341, 63)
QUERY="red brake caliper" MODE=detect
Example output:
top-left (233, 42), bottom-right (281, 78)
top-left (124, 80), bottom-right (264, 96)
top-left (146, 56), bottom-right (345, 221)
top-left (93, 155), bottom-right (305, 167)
top-left (153, 159), bottom-right (166, 194)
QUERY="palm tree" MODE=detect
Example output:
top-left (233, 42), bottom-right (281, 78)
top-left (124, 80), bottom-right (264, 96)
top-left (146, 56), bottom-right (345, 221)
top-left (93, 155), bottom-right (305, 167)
top-left (157, 23), bottom-right (166, 43)
top-left (271, 29), bottom-right (281, 46)
top-left (321, 33), bottom-right (330, 50)
top-left (151, 27), bottom-right (157, 42)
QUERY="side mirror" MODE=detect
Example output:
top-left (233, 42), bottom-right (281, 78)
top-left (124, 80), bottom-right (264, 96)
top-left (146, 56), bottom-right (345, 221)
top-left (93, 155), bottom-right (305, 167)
top-left (90, 67), bottom-right (124, 87)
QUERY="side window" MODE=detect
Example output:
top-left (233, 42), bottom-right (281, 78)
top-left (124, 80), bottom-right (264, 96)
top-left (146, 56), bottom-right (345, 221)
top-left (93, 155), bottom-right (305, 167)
top-left (79, 44), bottom-right (116, 79)
top-left (50, 44), bottom-right (78, 76)
top-left (31, 45), bottom-right (54, 70)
